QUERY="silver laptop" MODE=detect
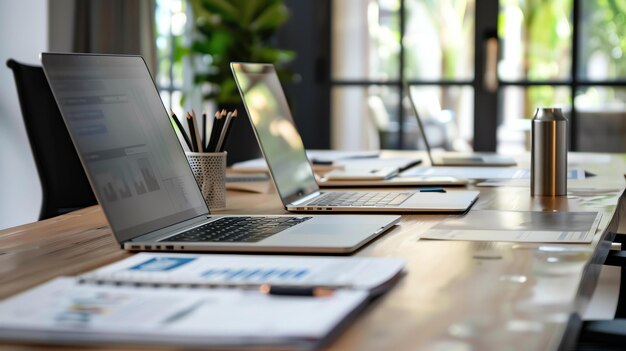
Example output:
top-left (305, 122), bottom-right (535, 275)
top-left (231, 63), bottom-right (479, 213)
top-left (41, 53), bottom-right (399, 254)
top-left (404, 83), bottom-right (517, 167)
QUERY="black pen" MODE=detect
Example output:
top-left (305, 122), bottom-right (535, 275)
top-left (259, 284), bottom-right (334, 297)
top-left (398, 159), bottom-right (422, 172)
top-left (310, 158), bottom-right (333, 166)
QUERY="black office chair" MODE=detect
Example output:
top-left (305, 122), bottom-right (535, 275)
top-left (573, 232), bottom-right (626, 350)
top-left (6, 59), bottom-right (97, 220)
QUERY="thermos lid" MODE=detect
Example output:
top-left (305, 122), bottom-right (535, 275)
top-left (533, 107), bottom-right (568, 122)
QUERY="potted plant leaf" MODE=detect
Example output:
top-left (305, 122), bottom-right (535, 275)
top-left (188, 0), bottom-right (296, 164)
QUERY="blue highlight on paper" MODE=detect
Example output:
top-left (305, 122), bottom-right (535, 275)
top-left (126, 257), bottom-right (311, 282)
top-left (201, 268), bottom-right (310, 281)
top-left (129, 257), bottom-right (196, 272)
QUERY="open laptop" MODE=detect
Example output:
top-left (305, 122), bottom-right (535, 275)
top-left (41, 53), bottom-right (400, 254)
top-left (231, 62), bottom-right (479, 213)
top-left (404, 83), bottom-right (517, 167)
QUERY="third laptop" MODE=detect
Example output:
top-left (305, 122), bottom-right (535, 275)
top-left (231, 62), bottom-right (479, 213)
top-left (404, 82), bottom-right (516, 167)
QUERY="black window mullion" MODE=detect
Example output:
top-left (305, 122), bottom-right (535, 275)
top-left (167, 4), bottom-right (175, 112)
top-left (398, 0), bottom-right (406, 149)
top-left (570, 0), bottom-right (580, 151)
top-left (473, 0), bottom-right (499, 151)
top-left (332, 80), bottom-right (474, 86)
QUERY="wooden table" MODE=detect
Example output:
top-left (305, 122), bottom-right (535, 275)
top-left (1, 151), bottom-right (625, 351)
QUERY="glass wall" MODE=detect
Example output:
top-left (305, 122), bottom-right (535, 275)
top-left (332, 0), bottom-right (626, 152)
top-left (332, 0), bottom-right (475, 151)
top-left (155, 0), bottom-right (188, 116)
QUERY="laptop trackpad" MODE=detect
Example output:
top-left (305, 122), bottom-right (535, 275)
top-left (260, 216), bottom-right (395, 247)
top-left (443, 156), bottom-right (483, 163)
top-left (401, 191), bottom-right (478, 210)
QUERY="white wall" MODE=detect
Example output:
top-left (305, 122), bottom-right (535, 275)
top-left (0, 0), bottom-right (49, 229)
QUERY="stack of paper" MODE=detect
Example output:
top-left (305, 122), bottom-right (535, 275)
top-left (231, 150), bottom-right (420, 176)
top-left (0, 253), bottom-right (405, 348)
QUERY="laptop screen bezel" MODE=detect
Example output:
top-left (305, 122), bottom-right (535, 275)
top-left (404, 82), bottom-right (436, 165)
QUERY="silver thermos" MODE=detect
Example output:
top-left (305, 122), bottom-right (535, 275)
top-left (531, 107), bottom-right (568, 196)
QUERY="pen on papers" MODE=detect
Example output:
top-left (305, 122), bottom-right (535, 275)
top-left (191, 110), bottom-right (203, 152)
top-left (162, 300), bottom-right (205, 325)
top-left (170, 111), bottom-right (192, 151)
top-left (310, 159), bottom-right (333, 166)
top-left (259, 284), bottom-right (334, 297)
top-left (398, 159), bottom-right (422, 173)
top-left (216, 110), bottom-right (237, 152)
top-left (186, 112), bottom-right (199, 152)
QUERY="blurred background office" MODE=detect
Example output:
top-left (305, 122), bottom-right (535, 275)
top-left (2, 0), bottom-right (626, 229)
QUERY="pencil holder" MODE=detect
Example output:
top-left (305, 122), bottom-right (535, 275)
top-left (185, 152), bottom-right (227, 209)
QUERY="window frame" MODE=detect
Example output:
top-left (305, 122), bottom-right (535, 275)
top-left (329, 0), bottom-right (626, 151)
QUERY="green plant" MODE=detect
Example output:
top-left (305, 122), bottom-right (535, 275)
top-left (188, 0), bottom-right (296, 105)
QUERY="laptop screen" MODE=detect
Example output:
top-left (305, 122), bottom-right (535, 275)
top-left (42, 54), bottom-right (208, 243)
top-left (231, 63), bottom-right (319, 204)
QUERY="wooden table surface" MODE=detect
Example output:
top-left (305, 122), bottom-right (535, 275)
top-left (1, 151), bottom-right (625, 351)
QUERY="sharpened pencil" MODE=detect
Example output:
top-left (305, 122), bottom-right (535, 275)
top-left (186, 112), bottom-right (199, 152)
top-left (191, 110), bottom-right (203, 152)
top-left (202, 112), bottom-right (207, 152)
top-left (207, 111), bottom-right (223, 152)
top-left (216, 110), bottom-right (237, 152)
top-left (215, 111), bottom-right (233, 153)
top-left (170, 111), bottom-right (193, 151)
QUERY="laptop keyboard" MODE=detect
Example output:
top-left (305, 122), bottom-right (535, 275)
top-left (162, 216), bottom-right (311, 243)
top-left (307, 192), bottom-right (413, 207)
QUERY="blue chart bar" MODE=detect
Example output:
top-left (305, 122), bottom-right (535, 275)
top-left (201, 268), bottom-right (310, 281)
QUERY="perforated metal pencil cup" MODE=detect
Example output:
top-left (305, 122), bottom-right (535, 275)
top-left (185, 152), bottom-right (227, 209)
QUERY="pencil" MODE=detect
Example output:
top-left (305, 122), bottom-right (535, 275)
top-left (215, 111), bottom-right (233, 152)
top-left (217, 109), bottom-right (237, 152)
top-left (186, 112), bottom-right (198, 152)
top-left (191, 109), bottom-right (203, 152)
top-left (170, 111), bottom-right (192, 151)
top-left (202, 112), bottom-right (207, 152)
top-left (207, 111), bottom-right (223, 152)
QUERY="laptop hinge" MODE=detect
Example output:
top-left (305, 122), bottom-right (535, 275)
top-left (290, 191), bottom-right (322, 206)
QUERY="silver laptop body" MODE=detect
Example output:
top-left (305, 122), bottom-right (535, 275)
top-left (404, 83), bottom-right (517, 167)
top-left (231, 63), bottom-right (479, 213)
top-left (41, 53), bottom-right (399, 254)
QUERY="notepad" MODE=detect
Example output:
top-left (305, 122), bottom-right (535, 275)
top-left (0, 254), bottom-right (405, 348)
top-left (402, 167), bottom-right (586, 180)
top-left (420, 210), bottom-right (602, 243)
top-left (322, 167), bottom-right (400, 181)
